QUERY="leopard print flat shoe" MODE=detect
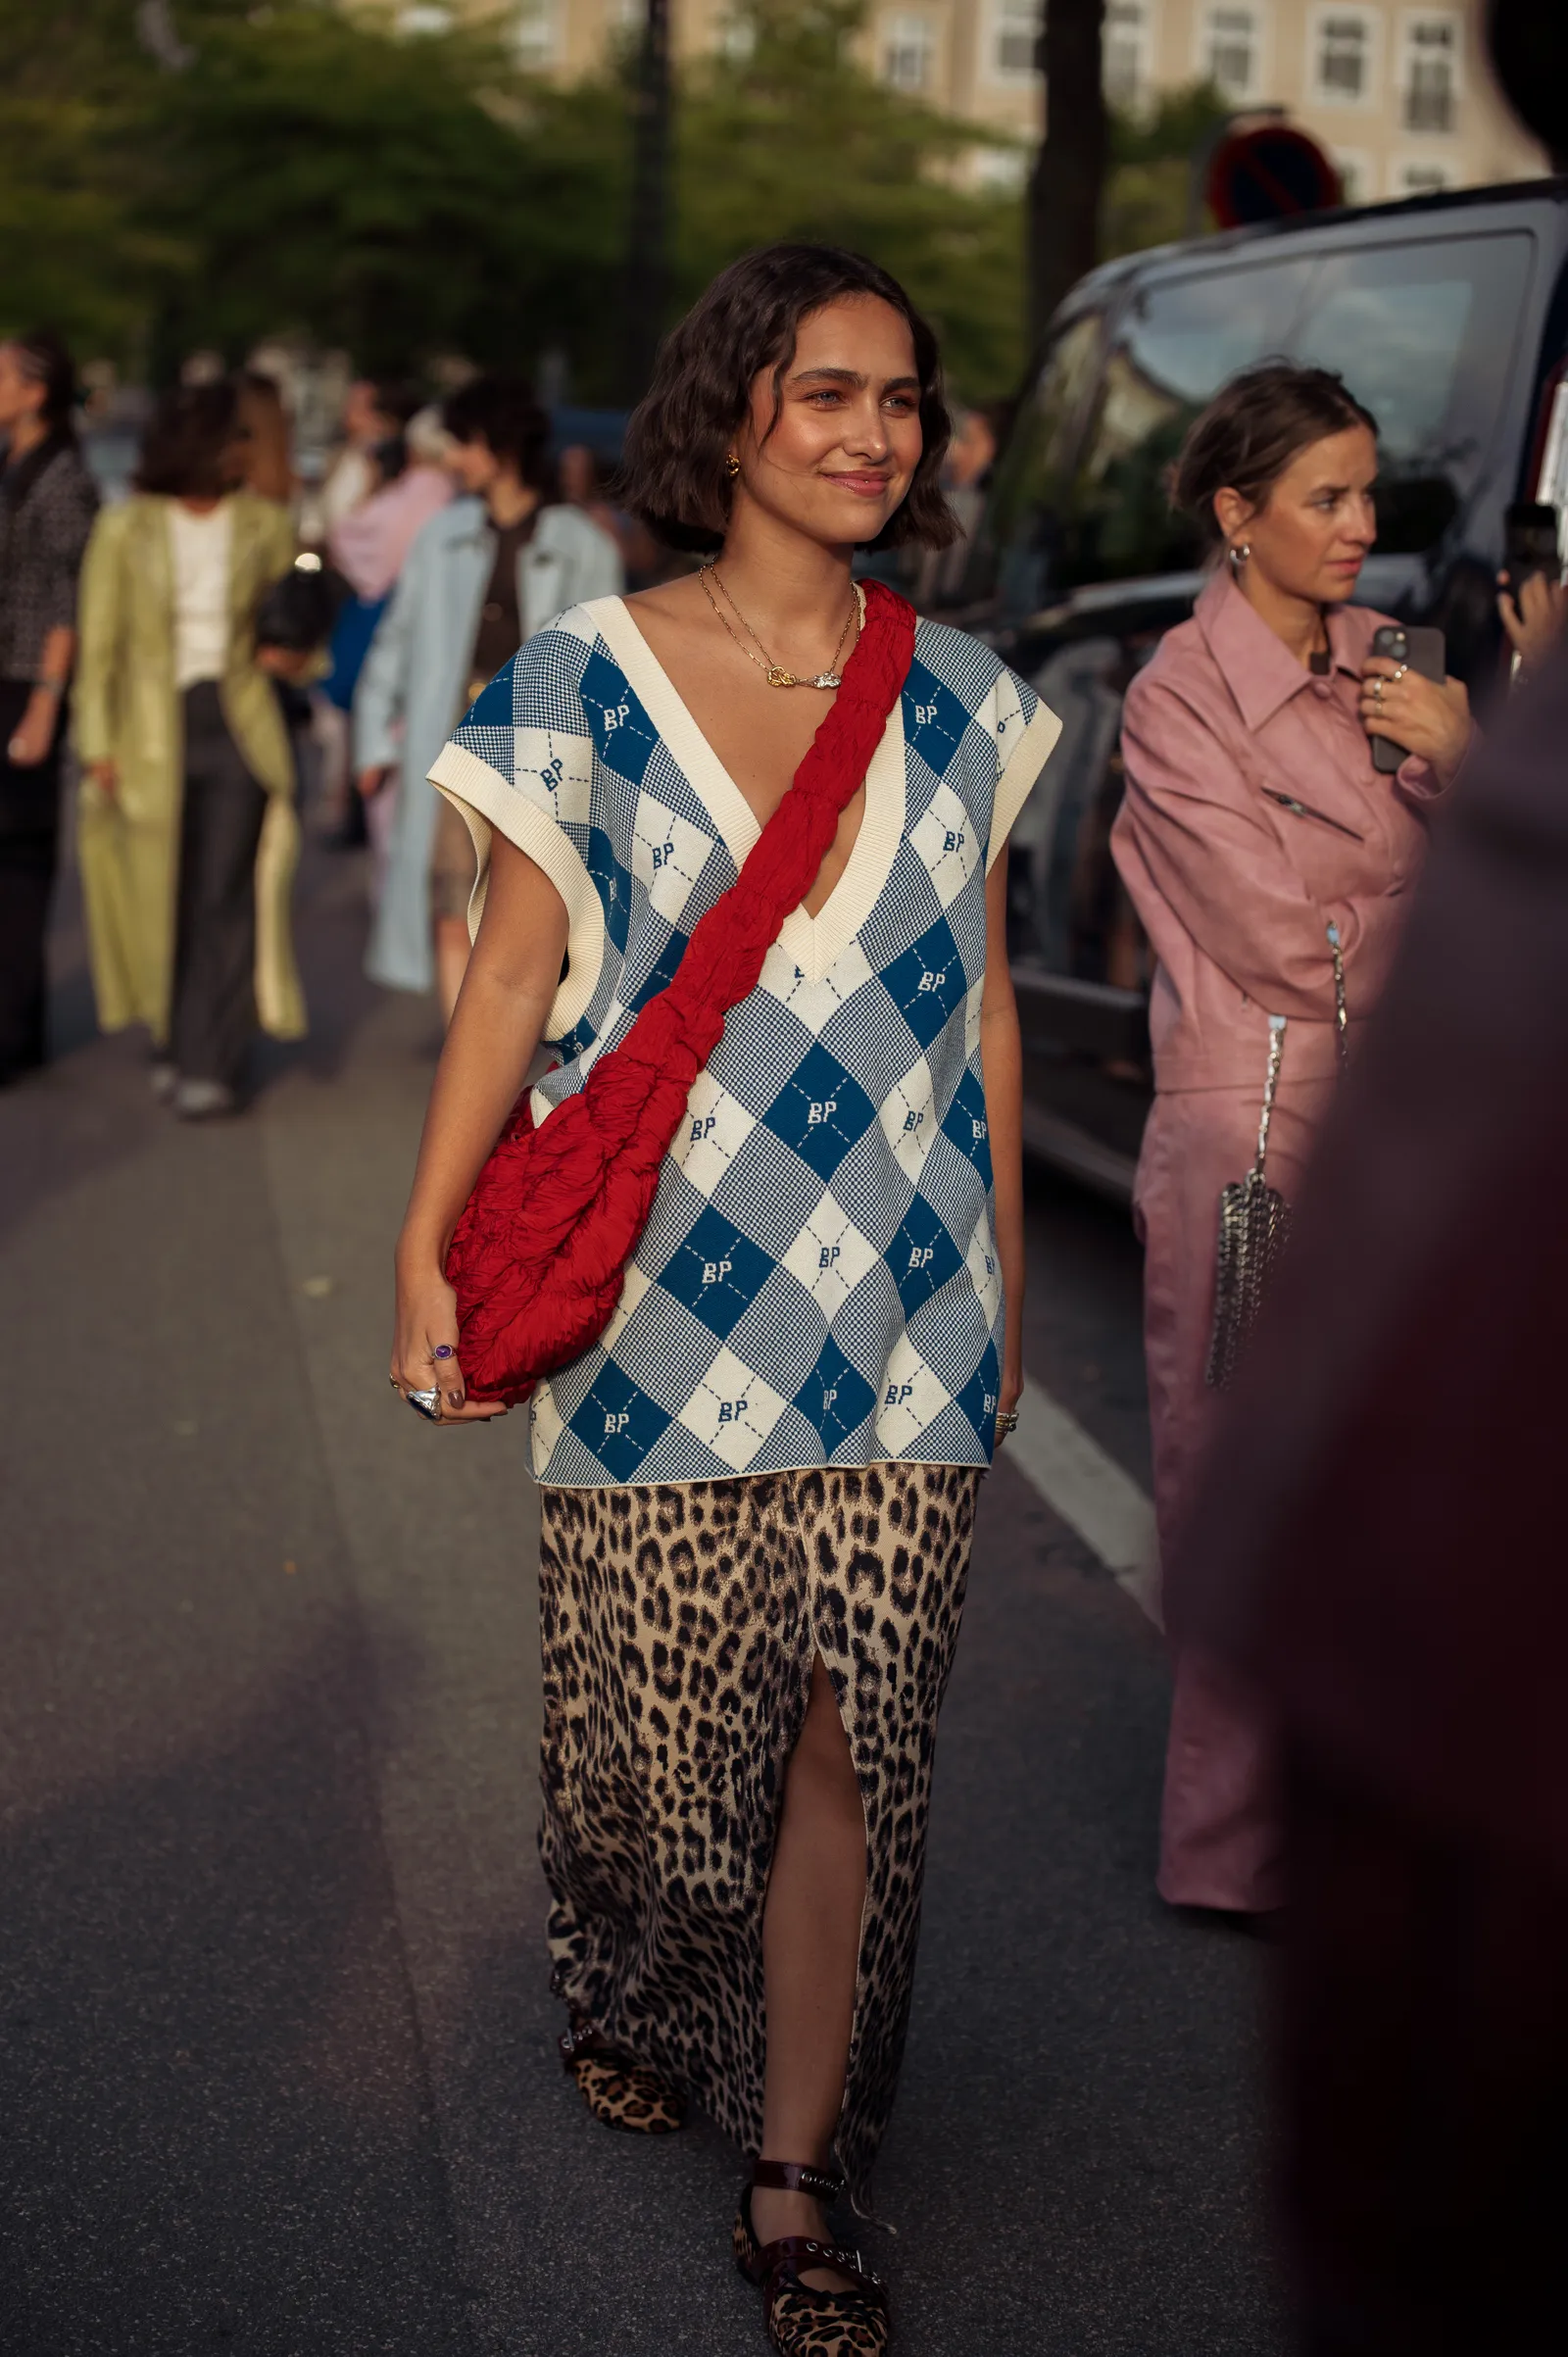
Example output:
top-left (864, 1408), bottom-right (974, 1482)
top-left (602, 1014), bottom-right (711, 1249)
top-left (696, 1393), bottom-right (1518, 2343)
top-left (733, 2159), bottom-right (890, 2355)
top-left (559, 2016), bottom-right (686, 2134)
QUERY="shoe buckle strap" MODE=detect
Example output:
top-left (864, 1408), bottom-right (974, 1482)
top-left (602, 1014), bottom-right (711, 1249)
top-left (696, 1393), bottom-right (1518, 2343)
top-left (766, 2234), bottom-right (885, 2294)
top-left (752, 2157), bottom-right (845, 2201)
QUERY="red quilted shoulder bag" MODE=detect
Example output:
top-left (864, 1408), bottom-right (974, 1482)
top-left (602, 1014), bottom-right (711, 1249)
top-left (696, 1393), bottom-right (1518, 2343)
top-left (446, 579), bottom-right (917, 1406)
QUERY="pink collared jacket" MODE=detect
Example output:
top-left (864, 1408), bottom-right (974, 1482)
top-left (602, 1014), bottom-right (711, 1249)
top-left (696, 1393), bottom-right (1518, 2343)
top-left (1112, 568), bottom-right (1445, 1093)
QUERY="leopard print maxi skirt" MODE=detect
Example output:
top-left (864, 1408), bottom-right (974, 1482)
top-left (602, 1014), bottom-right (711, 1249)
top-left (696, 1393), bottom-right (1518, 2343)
top-left (537, 1462), bottom-right (981, 2206)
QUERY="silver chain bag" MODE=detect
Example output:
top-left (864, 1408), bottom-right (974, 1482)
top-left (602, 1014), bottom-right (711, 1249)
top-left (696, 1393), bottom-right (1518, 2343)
top-left (1205, 922), bottom-right (1348, 1392)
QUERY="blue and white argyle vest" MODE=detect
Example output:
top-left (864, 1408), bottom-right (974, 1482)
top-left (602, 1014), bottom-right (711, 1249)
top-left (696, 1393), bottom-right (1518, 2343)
top-left (429, 596), bottom-right (1059, 1485)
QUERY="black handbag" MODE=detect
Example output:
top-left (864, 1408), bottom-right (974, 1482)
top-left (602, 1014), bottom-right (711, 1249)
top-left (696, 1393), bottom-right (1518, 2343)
top-left (254, 557), bottom-right (347, 653)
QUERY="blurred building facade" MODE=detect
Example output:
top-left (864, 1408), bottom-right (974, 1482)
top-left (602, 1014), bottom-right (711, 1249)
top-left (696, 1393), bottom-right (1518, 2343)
top-left (387, 0), bottom-right (1546, 202)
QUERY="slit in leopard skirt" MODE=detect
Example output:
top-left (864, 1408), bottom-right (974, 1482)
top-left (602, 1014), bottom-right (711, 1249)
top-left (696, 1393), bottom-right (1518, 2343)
top-left (536, 1460), bottom-right (981, 2210)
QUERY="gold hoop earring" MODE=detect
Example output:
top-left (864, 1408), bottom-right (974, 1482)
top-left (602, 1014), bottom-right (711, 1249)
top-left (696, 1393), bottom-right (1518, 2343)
top-left (1227, 541), bottom-right (1250, 580)
top-left (724, 453), bottom-right (741, 479)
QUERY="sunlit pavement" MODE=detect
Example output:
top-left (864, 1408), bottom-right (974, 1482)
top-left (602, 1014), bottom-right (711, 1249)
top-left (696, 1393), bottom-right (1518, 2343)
top-left (0, 840), bottom-right (1283, 2354)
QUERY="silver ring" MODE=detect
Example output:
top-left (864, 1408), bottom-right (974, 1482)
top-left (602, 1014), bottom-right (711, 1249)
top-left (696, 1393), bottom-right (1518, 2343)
top-left (1391, 662), bottom-right (1408, 681)
top-left (407, 1387), bottom-right (442, 1420)
top-left (1372, 678), bottom-right (1384, 704)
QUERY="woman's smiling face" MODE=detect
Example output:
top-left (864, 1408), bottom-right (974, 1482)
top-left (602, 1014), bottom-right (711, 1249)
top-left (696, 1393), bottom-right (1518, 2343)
top-left (730, 294), bottom-right (925, 549)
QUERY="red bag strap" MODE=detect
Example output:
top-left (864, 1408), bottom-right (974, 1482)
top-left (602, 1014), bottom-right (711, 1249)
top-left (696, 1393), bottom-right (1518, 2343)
top-left (607, 577), bottom-right (917, 1080)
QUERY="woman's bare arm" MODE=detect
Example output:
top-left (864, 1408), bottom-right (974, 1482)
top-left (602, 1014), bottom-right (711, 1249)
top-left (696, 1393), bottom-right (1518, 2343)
top-left (391, 830), bottom-right (569, 1420)
top-left (979, 852), bottom-right (1025, 1437)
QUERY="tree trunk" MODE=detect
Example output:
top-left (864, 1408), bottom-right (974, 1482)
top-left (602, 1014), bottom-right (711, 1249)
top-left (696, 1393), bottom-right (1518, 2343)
top-left (1027, 0), bottom-right (1108, 357)
top-left (623, 0), bottom-right (673, 401)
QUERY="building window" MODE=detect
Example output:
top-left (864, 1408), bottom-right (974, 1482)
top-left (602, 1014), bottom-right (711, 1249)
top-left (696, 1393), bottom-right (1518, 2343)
top-left (1399, 13), bottom-right (1460, 134)
top-left (973, 144), bottom-right (1031, 192)
top-left (882, 12), bottom-right (936, 90)
top-left (514, 0), bottom-right (557, 69)
top-left (992, 0), bottom-right (1039, 82)
top-left (1198, 6), bottom-right (1262, 105)
top-left (1333, 148), bottom-right (1372, 203)
top-left (1391, 155), bottom-right (1455, 194)
top-left (1103, 0), bottom-right (1153, 109)
top-left (1310, 7), bottom-right (1379, 106)
top-left (717, 11), bottom-right (757, 61)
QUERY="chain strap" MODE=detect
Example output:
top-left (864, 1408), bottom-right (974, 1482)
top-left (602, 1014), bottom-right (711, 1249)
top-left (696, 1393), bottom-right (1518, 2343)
top-left (1252, 922), bottom-right (1348, 1179)
top-left (1251, 1014), bottom-right (1288, 1182)
top-left (1326, 919), bottom-right (1349, 1072)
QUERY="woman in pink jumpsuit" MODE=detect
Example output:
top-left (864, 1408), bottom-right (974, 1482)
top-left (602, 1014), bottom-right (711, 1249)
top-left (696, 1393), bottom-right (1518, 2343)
top-left (1111, 364), bottom-right (1474, 1915)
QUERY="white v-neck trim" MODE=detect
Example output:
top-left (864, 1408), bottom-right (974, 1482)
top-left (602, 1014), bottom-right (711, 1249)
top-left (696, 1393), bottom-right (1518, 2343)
top-left (587, 593), bottom-right (906, 985)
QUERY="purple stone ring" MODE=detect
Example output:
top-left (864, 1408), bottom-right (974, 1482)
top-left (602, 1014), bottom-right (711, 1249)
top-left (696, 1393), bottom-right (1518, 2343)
top-left (433, 1344), bottom-right (456, 1360)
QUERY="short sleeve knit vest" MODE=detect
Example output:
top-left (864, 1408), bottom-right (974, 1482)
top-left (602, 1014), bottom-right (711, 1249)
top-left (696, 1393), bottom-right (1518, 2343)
top-left (429, 596), bottom-right (1060, 1486)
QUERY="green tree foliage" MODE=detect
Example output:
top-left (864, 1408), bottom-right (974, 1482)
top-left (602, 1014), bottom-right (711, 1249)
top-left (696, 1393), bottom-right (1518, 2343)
top-left (0, 1), bottom-right (184, 353)
top-left (3, 0), bottom-right (1210, 403)
top-left (131, 8), bottom-right (631, 381)
top-left (1102, 83), bottom-right (1232, 260)
top-left (1, 0), bottom-right (1032, 399)
top-left (675, 2), bottom-right (1025, 399)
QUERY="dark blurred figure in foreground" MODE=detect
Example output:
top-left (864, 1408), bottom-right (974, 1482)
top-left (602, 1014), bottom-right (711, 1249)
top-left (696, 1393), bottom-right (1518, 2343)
top-left (1175, 631), bottom-right (1568, 2357)
top-left (0, 329), bottom-right (98, 1083)
top-left (1171, 0), bottom-right (1568, 2308)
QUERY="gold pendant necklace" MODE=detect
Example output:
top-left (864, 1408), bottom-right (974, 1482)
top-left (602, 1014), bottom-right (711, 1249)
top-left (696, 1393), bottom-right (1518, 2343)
top-left (699, 565), bottom-right (859, 689)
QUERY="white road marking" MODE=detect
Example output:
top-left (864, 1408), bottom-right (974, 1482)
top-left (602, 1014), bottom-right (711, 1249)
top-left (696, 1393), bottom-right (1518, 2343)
top-left (1007, 1375), bottom-right (1163, 1628)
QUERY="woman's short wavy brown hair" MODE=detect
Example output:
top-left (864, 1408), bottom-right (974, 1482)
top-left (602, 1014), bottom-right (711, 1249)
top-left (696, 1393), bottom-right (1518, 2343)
top-left (620, 244), bottom-right (956, 555)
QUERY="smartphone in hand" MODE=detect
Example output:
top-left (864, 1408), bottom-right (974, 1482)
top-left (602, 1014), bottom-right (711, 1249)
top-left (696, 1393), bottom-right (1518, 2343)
top-left (1502, 502), bottom-right (1561, 610)
top-left (1368, 622), bottom-right (1446, 774)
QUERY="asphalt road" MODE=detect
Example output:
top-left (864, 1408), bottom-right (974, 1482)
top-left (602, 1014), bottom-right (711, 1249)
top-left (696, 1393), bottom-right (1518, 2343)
top-left (1, 841), bottom-right (1285, 2356)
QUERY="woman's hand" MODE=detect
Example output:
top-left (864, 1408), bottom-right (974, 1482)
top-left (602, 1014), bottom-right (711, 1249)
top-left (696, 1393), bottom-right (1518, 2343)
top-left (85, 758), bottom-right (119, 797)
top-left (358, 763), bottom-right (393, 800)
top-left (1496, 570), bottom-right (1568, 676)
top-left (1358, 657), bottom-right (1472, 785)
top-left (390, 1257), bottom-right (509, 1425)
top-left (6, 688), bottom-right (59, 768)
top-left (996, 1348), bottom-right (1023, 1449)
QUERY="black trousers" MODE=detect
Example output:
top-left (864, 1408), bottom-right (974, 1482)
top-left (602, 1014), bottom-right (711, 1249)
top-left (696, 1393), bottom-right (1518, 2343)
top-left (1281, 1748), bottom-right (1568, 2354)
top-left (171, 683), bottom-right (268, 1089)
top-left (0, 676), bottom-right (64, 1083)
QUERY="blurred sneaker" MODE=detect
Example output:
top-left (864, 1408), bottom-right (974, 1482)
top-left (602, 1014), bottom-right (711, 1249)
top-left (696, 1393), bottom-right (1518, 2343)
top-left (150, 1060), bottom-right (177, 1103)
top-left (173, 1078), bottom-right (237, 1120)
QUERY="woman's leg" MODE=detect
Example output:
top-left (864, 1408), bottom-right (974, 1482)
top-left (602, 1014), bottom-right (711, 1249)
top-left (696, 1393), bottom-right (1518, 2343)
top-left (0, 682), bottom-right (62, 1084)
top-left (752, 1650), bottom-right (867, 2288)
top-left (170, 684), bottom-right (267, 1093)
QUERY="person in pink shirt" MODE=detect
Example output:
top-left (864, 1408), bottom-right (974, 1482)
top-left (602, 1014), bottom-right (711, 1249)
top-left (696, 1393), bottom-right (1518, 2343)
top-left (1111, 362), bottom-right (1474, 1919)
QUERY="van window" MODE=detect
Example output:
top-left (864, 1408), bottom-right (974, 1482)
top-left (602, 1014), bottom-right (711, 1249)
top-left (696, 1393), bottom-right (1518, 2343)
top-left (1290, 232), bottom-right (1534, 551)
top-left (983, 311), bottom-right (1105, 625)
top-left (1052, 259), bottom-right (1316, 591)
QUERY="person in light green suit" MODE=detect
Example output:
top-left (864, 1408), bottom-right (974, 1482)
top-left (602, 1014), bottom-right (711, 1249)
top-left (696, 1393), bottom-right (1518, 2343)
top-left (74, 381), bottom-right (308, 1114)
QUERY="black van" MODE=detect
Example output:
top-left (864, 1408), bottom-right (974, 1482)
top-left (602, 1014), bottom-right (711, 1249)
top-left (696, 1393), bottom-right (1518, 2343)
top-left (972, 175), bottom-right (1568, 1200)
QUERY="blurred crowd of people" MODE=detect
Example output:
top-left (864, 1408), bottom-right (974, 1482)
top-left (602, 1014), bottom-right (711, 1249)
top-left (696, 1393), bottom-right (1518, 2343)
top-left (0, 336), bottom-right (1003, 1107)
top-left (0, 340), bottom-right (685, 1105)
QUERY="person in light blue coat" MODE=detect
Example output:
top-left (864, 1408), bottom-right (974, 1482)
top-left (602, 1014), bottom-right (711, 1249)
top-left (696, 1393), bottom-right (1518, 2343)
top-left (356, 377), bottom-right (623, 1010)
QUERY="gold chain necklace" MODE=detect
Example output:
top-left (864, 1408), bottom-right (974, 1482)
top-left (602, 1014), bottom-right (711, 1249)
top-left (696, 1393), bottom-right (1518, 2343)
top-left (699, 565), bottom-right (859, 689)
